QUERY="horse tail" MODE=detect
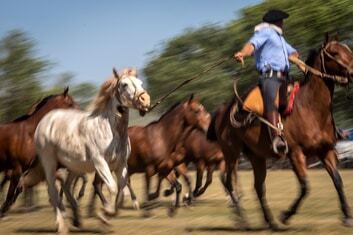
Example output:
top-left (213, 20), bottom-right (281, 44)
top-left (22, 156), bottom-right (45, 189)
top-left (207, 111), bottom-right (218, 141)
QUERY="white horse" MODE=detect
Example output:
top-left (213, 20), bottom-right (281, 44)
top-left (34, 68), bottom-right (150, 234)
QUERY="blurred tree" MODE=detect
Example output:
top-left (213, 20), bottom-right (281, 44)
top-left (144, 0), bottom-right (353, 127)
top-left (45, 72), bottom-right (97, 109)
top-left (0, 30), bottom-right (49, 122)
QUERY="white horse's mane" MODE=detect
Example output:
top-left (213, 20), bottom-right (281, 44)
top-left (86, 68), bottom-right (138, 114)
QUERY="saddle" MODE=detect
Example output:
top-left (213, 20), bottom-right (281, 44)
top-left (242, 81), bottom-right (300, 117)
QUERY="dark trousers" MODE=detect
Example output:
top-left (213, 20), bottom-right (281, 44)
top-left (259, 75), bottom-right (287, 114)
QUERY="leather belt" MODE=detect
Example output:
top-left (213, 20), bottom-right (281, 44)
top-left (262, 70), bottom-right (288, 79)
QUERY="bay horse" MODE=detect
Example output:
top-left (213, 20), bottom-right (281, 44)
top-left (0, 88), bottom-right (78, 217)
top-left (87, 95), bottom-right (210, 216)
top-left (28, 68), bottom-right (150, 234)
top-left (207, 36), bottom-right (353, 229)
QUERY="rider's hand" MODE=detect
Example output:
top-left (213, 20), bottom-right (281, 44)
top-left (234, 52), bottom-right (244, 66)
top-left (234, 52), bottom-right (244, 62)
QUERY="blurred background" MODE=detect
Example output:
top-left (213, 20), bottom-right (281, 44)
top-left (1, 0), bottom-right (352, 127)
top-left (1, 1), bottom-right (353, 234)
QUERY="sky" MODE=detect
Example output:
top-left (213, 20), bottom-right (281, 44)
top-left (0, 0), bottom-right (261, 85)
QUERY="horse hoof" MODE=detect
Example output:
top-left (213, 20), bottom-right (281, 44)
top-left (182, 195), bottom-right (192, 207)
top-left (133, 200), bottom-right (140, 210)
top-left (279, 210), bottom-right (291, 225)
top-left (343, 218), bottom-right (353, 227)
top-left (148, 193), bottom-right (158, 201)
top-left (167, 206), bottom-right (177, 217)
top-left (97, 212), bottom-right (111, 226)
top-left (269, 222), bottom-right (280, 231)
top-left (163, 189), bottom-right (173, 197)
top-left (72, 218), bottom-right (81, 228)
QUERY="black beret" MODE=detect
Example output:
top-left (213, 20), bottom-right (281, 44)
top-left (263, 9), bottom-right (289, 23)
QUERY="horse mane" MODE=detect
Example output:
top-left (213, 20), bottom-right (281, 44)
top-left (12, 95), bottom-right (55, 122)
top-left (86, 68), bottom-right (138, 114)
top-left (146, 101), bottom-right (181, 127)
top-left (300, 49), bottom-right (319, 85)
top-left (86, 78), bottom-right (117, 114)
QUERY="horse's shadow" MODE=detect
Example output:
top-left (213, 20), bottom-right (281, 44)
top-left (185, 225), bottom-right (306, 233)
top-left (15, 227), bottom-right (108, 234)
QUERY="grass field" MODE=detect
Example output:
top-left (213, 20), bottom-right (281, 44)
top-left (1, 170), bottom-right (353, 235)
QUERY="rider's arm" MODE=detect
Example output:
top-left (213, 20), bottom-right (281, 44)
top-left (234, 43), bottom-right (254, 62)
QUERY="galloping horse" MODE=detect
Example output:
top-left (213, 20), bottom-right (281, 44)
top-left (207, 36), bottom-right (353, 229)
top-left (29, 68), bottom-right (150, 234)
top-left (87, 95), bottom-right (210, 216)
top-left (162, 128), bottom-right (225, 204)
top-left (0, 88), bottom-right (78, 216)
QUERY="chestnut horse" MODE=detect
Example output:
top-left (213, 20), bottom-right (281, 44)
top-left (0, 88), bottom-right (78, 216)
top-left (207, 37), bottom-right (353, 229)
top-left (88, 95), bottom-right (210, 216)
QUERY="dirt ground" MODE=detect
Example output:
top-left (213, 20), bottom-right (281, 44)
top-left (1, 170), bottom-right (353, 235)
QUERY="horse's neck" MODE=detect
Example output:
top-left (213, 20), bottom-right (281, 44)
top-left (157, 105), bottom-right (186, 144)
top-left (298, 57), bottom-right (335, 113)
top-left (101, 102), bottom-right (129, 141)
top-left (25, 103), bottom-right (58, 130)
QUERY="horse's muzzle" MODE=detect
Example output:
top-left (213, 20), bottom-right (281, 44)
top-left (136, 91), bottom-right (150, 115)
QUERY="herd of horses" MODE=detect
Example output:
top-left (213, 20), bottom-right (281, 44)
top-left (0, 36), bottom-right (353, 234)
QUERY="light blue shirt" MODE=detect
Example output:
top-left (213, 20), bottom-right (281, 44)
top-left (249, 25), bottom-right (297, 73)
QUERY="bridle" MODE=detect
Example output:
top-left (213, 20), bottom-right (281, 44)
top-left (320, 41), bottom-right (353, 84)
top-left (115, 75), bottom-right (147, 109)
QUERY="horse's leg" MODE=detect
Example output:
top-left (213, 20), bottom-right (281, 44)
top-left (193, 161), bottom-right (205, 197)
top-left (321, 150), bottom-right (352, 226)
top-left (176, 164), bottom-right (193, 205)
top-left (0, 171), bottom-right (10, 191)
top-left (92, 156), bottom-right (118, 217)
top-left (148, 173), bottom-right (163, 200)
top-left (87, 173), bottom-right (105, 217)
top-left (61, 171), bottom-right (81, 227)
top-left (280, 149), bottom-right (308, 225)
top-left (0, 165), bottom-right (22, 217)
top-left (40, 151), bottom-right (68, 234)
top-left (249, 156), bottom-right (277, 230)
top-left (165, 170), bottom-right (182, 217)
top-left (221, 147), bottom-right (246, 226)
top-left (126, 177), bottom-right (139, 210)
top-left (114, 159), bottom-right (128, 214)
top-left (194, 164), bottom-right (215, 197)
top-left (76, 174), bottom-right (87, 201)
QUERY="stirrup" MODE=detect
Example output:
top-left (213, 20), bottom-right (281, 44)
top-left (272, 135), bottom-right (288, 155)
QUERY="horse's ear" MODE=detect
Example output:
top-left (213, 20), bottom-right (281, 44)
top-left (63, 86), bottom-right (69, 96)
top-left (324, 32), bottom-right (330, 44)
top-left (113, 67), bottom-right (120, 80)
top-left (188, 93), bottom-right (194, 104)
top-left (333, 33), bottom-right (339, 41)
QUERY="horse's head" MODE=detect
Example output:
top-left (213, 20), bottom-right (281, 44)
top-left (183, 94), bottom-right (210, 132)
top-left (321, 34), bottom-right (353, 84)
top-left (48, 87), bottom-right (79, 110)
top-left (112, 68), bottom-right (150, 113)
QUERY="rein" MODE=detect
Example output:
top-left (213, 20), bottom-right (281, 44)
top-left (146, 57), bottom-right (231, 113)
top-left (290, 42), bottom-right (352, 85)
top-left (230, 78), bottom-right (281, 132)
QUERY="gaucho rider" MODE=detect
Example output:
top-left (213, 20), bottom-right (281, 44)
top-left (234, 9), bottom-right (299, 153)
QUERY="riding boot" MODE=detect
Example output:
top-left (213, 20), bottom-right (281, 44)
top-left (267, 111), bottom-right (287, 154)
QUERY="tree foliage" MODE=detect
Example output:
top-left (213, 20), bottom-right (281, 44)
top-left (144, 0), bottom-right (353, 127)
top-left (0, 30), bottom-right (98, 122)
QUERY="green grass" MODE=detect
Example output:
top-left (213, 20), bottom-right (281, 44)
top-left (1, 170), bottom-right (353, 234)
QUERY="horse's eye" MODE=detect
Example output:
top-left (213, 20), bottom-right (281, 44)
top-left (122, 83), bottom-right (128, 89)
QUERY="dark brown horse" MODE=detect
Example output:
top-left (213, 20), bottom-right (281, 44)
top-left (0, 88), bottom-right (78, 216)
top-left (161, 128), bottom-right (225, 204)
top-left (88, 95), bottom-right (210, 215)
top-left (207, 36), bottom-right (353, 229)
